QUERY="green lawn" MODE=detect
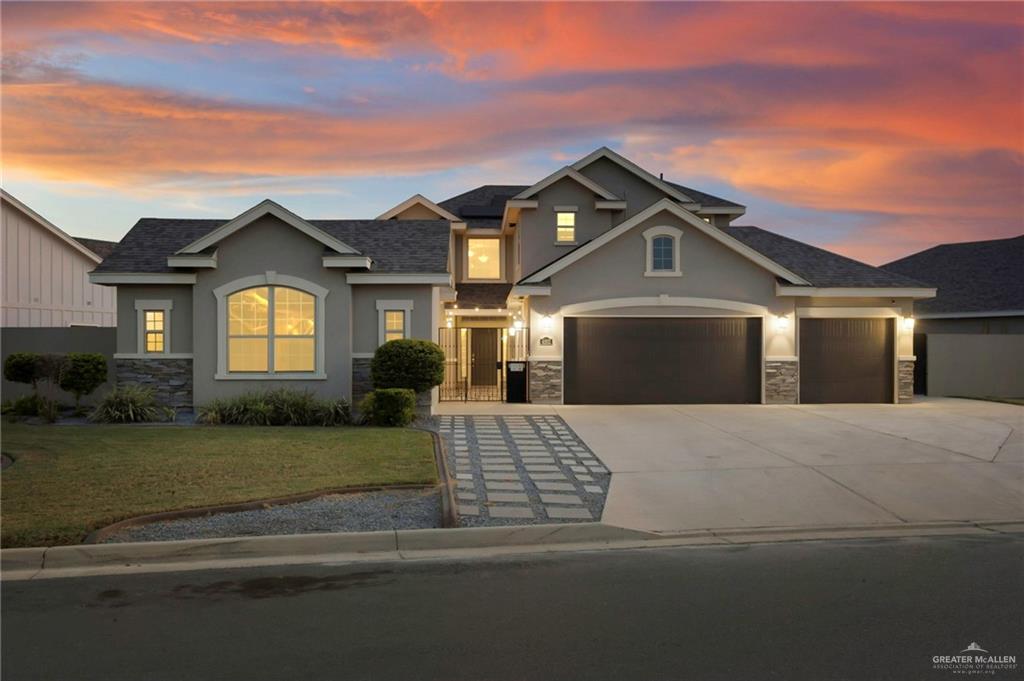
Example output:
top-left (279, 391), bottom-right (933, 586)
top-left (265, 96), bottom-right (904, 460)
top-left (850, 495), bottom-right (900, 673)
top-left (0, 424), bottom-right (437, 548)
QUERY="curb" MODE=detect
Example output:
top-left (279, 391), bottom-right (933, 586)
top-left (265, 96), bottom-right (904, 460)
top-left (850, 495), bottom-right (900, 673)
top-left (3, 519), bottom-right (1021, 582)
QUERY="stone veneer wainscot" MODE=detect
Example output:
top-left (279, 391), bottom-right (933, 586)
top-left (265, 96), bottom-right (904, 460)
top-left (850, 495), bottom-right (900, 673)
top-left (764, 360), bottom-right (798, 404)
top-left (115, 358), bottom-right (193, 409)
top-left (898, 359), bottom-right (914, 403)
top-left (529, 360), bottom-right (562, 402)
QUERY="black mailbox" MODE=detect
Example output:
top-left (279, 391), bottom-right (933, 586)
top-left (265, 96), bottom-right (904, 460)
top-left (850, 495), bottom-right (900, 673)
top-left (506, 361), bottom-right (528, 403)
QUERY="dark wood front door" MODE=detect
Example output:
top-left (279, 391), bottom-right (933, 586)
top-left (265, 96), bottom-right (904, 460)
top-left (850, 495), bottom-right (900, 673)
top-left (799, 318), bottom-right (894, 403)
top-left (470, 328), bottom-right (499, 387)
top-left (563, 317), bottom-right (762, 404)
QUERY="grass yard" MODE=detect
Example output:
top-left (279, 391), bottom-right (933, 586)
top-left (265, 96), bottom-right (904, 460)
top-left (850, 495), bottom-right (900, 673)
top-left (0, 424), bottom-right (437, 548)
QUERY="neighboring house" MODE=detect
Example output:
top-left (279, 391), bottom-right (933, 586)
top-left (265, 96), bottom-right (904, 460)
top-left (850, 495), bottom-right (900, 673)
top-left (2, 189), bottom-right (117, 327)
top-left (1, 190), bottom-right (119, 404)
top-left (91, 147), bottom-right (935, 410)
top-left (883, 235), bottom-right (1024, 398)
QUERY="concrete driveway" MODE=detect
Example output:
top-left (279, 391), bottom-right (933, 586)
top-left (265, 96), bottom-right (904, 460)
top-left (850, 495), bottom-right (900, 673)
top-left (547, 398), bottom-right (1023, 533)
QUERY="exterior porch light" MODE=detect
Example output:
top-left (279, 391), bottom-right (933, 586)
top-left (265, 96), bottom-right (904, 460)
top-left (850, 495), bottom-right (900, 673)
top-left (513, 319), bottom-right (524, 330)
top-left (773, 315), bottom-right (790, 332)
top-left (509, 326), bottom-right (517, 337)
top-left (902, 316), bottom-right (915, 331)
top-left (540, 315), bottom-right (554, 331)
top-left (446, 318), bottom-right (453, 329)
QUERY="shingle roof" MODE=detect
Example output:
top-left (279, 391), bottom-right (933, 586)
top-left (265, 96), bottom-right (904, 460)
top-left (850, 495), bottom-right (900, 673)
top-left (94, 218), bottom-right (451, 274)
top-left (73, 237), bottom-right (119, 260)
top-left (454, 283), bottom-right (514, 309)
top-left (438, 185), bottom-right (528, 229)
top-left (881, 235), bottom-right (1024, 315)
top-left (723, 226), bottom-right (928, 288)
top-left (664, 181), bottom-right (744, 209)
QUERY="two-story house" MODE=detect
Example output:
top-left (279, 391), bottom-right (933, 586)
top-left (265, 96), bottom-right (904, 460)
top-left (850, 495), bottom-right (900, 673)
top-left (90, 147), bottom-right (934, 410)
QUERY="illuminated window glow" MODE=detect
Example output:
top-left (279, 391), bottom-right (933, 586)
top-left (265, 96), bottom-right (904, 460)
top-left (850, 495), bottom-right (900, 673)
top-left (384, 310), bottom-right (406, 342)
top-left (144, 310), bottom-right (165, 353)
top-left (227, 286), bottom-right (315, 373)
top-left (467, 238), bottom-right (500, 279)
top-left (556, 212), bottom-right (576, 242)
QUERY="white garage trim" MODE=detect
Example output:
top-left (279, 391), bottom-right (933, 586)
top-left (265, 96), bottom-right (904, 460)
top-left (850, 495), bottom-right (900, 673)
top-left (560, 296), bottom-right (770, 317)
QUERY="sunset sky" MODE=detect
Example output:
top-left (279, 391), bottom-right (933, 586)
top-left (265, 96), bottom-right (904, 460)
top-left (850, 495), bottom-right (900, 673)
top-left (2, 1), bottom-right (1021, 264)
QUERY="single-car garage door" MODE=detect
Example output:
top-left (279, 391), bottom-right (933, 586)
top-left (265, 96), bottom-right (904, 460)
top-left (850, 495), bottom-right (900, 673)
top-left (799, 318), bottom-right (894, 403)
top-left (563, 317), bottom-right (762, 404)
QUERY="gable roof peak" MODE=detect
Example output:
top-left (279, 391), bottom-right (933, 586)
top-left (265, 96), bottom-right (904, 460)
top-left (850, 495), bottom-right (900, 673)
top-left (513, 165), bottom-right (619, 201)
top-left (376, 193), bottom-right (461, 222)
top-left (175, 198), bottom-right (360, 255)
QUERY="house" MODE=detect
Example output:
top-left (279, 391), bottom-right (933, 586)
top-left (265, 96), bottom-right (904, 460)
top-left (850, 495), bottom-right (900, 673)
top-left (2, 189), bottom-right (119, 404)
top-left (89, 148), bottom-right (935, 410)
top-left (2, 189), bottom-right (117, 327)
top-left (883, 235), bottom-right (1024, 398)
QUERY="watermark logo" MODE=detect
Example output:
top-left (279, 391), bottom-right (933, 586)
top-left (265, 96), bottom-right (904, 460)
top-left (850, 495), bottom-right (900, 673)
top-left (932, 641), bottom-right (1017, 676)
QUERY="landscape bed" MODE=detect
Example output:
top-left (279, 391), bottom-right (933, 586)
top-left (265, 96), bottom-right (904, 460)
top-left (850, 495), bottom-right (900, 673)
top-left (0, 423), bottom-right (438, 548)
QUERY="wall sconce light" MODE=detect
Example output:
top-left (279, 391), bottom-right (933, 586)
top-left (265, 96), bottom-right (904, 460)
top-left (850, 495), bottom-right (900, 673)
top-left (446, 319), bottom-right (453, 329)
top-left (902, 317), bottom-right (915, 331)
top-left (773, 315), bottom-right (790, 332)
top-left (540, 315), bottom-right (554, 331)
top-left (513, 319), bottom-right (524, 330)
top-left (509, 326), bottom-right (517, 337)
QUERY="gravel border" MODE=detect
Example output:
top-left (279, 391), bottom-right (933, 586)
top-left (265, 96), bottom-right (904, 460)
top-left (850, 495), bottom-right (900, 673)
top-left (100, 488), bottom-right (442, 543)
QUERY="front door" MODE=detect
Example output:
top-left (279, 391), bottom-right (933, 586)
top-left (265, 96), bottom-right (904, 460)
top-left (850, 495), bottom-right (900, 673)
top-left (470, 328), bottom-right (500, 388)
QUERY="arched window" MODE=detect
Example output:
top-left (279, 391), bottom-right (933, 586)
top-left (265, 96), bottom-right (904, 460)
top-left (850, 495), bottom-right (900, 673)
top-left (227, 286), bottom-right (315, 373)
top-left (643, 226), bottom-right (682, 277)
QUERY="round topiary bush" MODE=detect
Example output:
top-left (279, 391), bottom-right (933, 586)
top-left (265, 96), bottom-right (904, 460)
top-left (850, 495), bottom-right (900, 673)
top-left (370, 339), bottom-right (445, 394)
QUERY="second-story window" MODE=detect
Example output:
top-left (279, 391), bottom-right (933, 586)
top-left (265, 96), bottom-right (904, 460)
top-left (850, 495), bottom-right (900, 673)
top-left (556, 212), bottom-right (576, 243)
top-left (466, 238), bottom-right (501, 279)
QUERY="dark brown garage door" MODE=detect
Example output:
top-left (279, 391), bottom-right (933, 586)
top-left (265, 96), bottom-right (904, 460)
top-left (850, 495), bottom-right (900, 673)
top-left (799, 318), bottom-right (894, 403)
top-left (563, 317), bottom-right (762, 404)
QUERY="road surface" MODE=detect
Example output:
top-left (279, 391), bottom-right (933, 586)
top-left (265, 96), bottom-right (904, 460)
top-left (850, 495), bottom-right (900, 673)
top-left (3, 533), bottom-right (1022, 680)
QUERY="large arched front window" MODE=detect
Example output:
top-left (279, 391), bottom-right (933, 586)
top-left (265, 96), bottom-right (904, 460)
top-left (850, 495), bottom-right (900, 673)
top-left (227, 286), bottom-right (315, 373)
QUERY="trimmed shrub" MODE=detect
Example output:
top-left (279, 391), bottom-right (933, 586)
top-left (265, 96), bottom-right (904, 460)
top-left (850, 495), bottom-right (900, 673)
top-left (359, 388), bottom-right (415, 427)
top-left (89, 385), bottom-right (174, 424)
top-left (370, 339), bottom-right (445, 394)
top-left (197, 389), bottom-right (352, 426)
top-left (59, 353), bottom-right (108, 413)
top-left (4, 353), bottom-right (42, 388)
top-left (2, 395), bottom-right (43, 417)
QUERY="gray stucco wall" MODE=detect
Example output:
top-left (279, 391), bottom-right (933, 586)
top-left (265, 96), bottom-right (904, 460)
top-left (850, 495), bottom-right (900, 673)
top-left (115, 285), bottom-right (194, 354)
top-left (350, 284), bottom-right (437, 354)
top-left (517, 177), bottom-right (614, 278)
top-left (575, 156), bottom-right (672, 221)
top-left (191, 215), bottom-right (353, 406)
top-left (926, 334), bottom-right (1024, 398)
top-left (1, 326), bottom-right (116, 405)
top-left (918, 316), bottom-right (1024, 335)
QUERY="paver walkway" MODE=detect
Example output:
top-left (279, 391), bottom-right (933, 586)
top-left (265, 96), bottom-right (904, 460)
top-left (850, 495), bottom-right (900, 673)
top-left (438, 415), bottom-right (610, 525)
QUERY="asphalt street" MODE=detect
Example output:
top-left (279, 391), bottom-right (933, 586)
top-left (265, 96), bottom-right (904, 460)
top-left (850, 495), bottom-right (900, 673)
top-left (3, 533), bottom-right (1022, 681)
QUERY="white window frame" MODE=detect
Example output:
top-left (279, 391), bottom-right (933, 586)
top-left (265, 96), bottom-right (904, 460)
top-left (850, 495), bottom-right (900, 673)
top-left (377, 300), bottom-right (414, 346)
top-left (213, 272), bottom-right (328, 380)
top-left (554, 206), bottom-right (578, 245)
top-left (463, 237), bottom-right (504, 282)
top-left (642, 225), bottom-right (683, 277)
top-left (134, 300), bottom-right (173, 355)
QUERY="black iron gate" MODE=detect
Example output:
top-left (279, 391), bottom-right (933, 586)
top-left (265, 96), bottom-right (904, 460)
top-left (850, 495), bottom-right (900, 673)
top-left (439, 327), bottom-right (528, 401)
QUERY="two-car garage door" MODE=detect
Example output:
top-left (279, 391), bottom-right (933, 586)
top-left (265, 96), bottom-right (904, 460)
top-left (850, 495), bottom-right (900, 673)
top-left (561, 316), bottom-right (895, 404)
top-left (563, 317), bottom-right (762, 404)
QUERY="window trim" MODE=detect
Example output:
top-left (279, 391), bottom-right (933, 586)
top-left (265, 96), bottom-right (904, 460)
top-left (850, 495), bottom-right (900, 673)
top-left (134, 299), bottom-right (173, 355)
top-left (213, 272), bottom-right (328, 380)
top-left (376, 300), bottom-right (414, 346)
top-left (642, 226), bottom-right (683, 277)
top-left (463, 237), bottom-right (504, 282)
top-left (554, 207), bottom-right (578, 245)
